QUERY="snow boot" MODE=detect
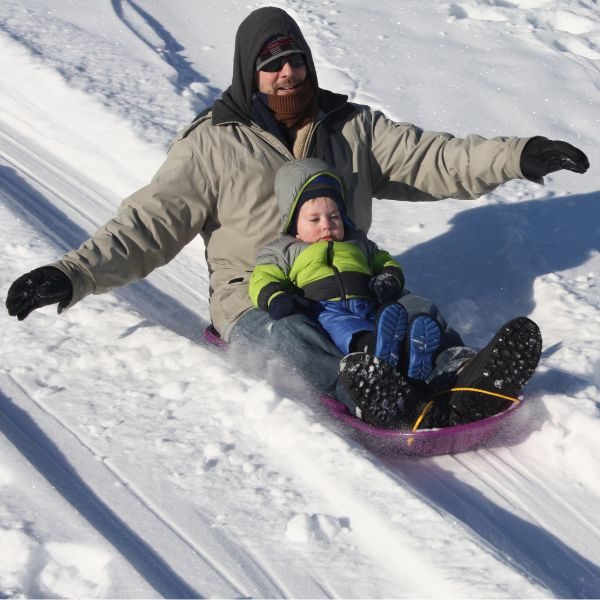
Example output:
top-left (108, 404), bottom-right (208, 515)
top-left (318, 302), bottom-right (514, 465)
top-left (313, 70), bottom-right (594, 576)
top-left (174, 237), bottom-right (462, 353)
top-left (372, 302), bottom-right (408, 369)
top-left (446, 317), bottom-right (542, 425)
top-left (406, 314), bottom-right (442, 380)
top-left (410, 395), bottom-right (451, 431)
top-left (338, 352), bottom-right (425, 429)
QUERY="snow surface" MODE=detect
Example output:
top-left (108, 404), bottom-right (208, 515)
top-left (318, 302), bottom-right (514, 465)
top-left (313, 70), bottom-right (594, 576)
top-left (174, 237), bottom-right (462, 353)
top-left (1, 0), bottom-right (599, 597)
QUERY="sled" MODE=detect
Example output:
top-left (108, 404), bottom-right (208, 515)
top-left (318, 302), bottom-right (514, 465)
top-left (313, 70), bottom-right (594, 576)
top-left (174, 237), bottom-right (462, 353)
top-left (319, 393), bottom-right (520, 456)
top-left (203, 325), bottom-right (522, 456)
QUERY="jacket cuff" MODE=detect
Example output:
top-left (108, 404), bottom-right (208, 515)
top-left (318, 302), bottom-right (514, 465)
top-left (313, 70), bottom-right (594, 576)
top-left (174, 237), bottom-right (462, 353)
top-left (50, 260), bottom-right (95, 313)
top-left (515, 136), bottom-right (544, 184)
top-left (257, 284), bottom-right (287, 312)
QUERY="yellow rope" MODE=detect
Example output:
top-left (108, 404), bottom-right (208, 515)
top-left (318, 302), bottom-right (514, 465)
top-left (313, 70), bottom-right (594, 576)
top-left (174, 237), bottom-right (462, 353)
top-left (438, 387), bottom-right (521, 404)
top-left (412, 400), bottom-right (434, 432)
top-left (412, 387), bottom-right (520, 432)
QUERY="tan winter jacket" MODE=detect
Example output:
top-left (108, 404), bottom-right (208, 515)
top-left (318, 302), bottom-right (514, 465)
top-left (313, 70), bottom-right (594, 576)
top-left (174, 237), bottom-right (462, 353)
top-left (52, 96), bottom-right (530, 339)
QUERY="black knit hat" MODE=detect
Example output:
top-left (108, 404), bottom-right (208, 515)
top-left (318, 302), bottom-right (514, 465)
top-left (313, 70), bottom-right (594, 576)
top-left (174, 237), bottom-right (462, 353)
top-left (255, 35), bottom-right (305, 71)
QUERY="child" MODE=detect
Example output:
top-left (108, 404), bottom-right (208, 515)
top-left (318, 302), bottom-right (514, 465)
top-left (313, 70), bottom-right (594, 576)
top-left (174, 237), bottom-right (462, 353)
top-left (249, 159), bottom-right (444, 381)
top-left (250, 159), bottom-right (542, 430)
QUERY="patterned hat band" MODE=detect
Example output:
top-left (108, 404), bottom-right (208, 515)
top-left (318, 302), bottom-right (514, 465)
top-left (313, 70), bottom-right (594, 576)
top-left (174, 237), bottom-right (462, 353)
top-left (255, 35), bottom-right (305, 71)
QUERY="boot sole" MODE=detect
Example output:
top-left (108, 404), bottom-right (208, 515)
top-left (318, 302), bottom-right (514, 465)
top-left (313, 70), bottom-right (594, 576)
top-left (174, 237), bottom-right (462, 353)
top-left (339, 352), bottom-right (422, 429)
top-left (407, 315), bottom-right (442, 380)
top-left (448, 317), bottom-right (542, 424)
top-left (373, 303), bottom-right (408, 369)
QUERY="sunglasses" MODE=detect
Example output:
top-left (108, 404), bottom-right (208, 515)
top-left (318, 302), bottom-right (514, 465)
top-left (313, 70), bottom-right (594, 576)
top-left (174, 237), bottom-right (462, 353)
top-left (260, 53), bottom-right (306, 73)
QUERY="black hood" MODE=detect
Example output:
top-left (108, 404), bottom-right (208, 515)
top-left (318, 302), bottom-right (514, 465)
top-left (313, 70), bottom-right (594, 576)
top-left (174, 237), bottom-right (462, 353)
top-left (217, 7), bottom-right (319, 124)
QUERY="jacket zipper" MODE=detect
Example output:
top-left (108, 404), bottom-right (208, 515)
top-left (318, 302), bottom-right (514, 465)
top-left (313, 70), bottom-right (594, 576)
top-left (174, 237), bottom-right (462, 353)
top-left (327, 241), bottom-right (347, 301)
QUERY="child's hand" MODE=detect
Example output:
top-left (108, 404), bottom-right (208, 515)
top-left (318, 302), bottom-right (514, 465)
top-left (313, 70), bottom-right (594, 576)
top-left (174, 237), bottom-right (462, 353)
top-left (267, 294), bottom-right (314, 320)
top-left (369, 272), bottom-right (403, 304)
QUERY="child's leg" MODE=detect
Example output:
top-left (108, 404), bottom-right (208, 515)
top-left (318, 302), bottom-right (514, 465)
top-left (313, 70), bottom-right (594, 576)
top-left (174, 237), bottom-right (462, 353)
top-left (348, 303), bottom-right (410, 370)
top-left (316, 300), bottom-right (375, 354)
top-left (396, 293), bottom-right (459, 380)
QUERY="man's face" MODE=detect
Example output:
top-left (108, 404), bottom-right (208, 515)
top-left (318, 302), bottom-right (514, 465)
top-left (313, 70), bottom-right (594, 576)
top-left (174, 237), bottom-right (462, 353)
top-left (256, 56), bottom-right (308, 95)
top-left (295, 197), bottom-right (345, 243)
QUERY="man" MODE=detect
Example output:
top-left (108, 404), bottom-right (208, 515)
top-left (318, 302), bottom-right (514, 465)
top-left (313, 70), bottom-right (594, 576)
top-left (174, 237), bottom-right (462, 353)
top-left (6, 7), bottom-right (589, 428)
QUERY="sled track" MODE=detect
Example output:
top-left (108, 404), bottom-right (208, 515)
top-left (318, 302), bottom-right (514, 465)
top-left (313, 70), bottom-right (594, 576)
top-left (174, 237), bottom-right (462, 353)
top-left (0, 371), bottom-right (317, 598)
top-left (383, 447), bottom-right (600, 598)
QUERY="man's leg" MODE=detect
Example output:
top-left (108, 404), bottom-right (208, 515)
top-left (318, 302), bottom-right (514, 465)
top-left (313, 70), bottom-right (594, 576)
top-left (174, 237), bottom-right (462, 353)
top-left (230, 308), bottom-right (354, 404)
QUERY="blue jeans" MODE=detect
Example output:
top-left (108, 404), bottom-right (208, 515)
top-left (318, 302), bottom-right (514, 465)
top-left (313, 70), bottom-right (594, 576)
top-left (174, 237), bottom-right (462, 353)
top-left (230, 308), bottom-right (343, 395)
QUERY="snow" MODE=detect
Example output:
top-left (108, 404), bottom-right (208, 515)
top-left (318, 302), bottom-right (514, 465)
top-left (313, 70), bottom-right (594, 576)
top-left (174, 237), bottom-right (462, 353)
top-left (0, 0), bottom-right (599, 597)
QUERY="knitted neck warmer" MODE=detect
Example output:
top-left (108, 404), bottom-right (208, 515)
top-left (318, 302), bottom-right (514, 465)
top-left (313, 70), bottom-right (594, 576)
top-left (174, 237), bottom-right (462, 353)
top-left (262, 79), bottom-right (316, 130)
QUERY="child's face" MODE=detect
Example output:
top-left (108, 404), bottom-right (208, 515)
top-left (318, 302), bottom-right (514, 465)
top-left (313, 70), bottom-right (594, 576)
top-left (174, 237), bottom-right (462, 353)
top-left (295, 196), bottom-right (345, 243)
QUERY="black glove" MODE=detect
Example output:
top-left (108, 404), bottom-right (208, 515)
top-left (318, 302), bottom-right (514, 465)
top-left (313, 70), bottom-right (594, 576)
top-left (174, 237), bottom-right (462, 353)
top-left (267, 293), bottom-right (313, 320)
top-left (520, 137), bottom-right (589, 180)
top-left (6, 266), bottom-right (73, 321)
top-left (369, 272), bottom-right (403, 304)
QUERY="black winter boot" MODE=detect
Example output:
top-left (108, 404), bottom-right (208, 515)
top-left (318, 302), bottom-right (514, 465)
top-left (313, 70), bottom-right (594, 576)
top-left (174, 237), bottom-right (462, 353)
top-left (410, 395), bottom-right (451, 430)
top-left (446, 317), bottom-right (542, 425)
top-left (338, 352), bottom-right (427, 429)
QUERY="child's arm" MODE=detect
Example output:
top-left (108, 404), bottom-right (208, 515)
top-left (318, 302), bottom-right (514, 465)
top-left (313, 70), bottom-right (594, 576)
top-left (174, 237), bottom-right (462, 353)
top-left (249, 262), bottom-right (291, 312)
top-left (250, 264), bottom-right (314, 320)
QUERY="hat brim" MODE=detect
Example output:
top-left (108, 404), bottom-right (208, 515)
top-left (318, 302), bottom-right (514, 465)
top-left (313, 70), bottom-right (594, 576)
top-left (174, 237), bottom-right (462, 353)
top-left (256, 49), bottom-right (306, 71)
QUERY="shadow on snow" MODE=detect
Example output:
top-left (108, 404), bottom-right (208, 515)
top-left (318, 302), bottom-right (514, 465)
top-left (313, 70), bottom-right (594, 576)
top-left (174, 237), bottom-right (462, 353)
top-left (387, 459), bottom-right (600, 598)
top-left (0, 390), bottom-right (201, 598)
top-left (396, 189), bottom-right (600, 395)
top-left (111, 0), bottom-right (221, 114)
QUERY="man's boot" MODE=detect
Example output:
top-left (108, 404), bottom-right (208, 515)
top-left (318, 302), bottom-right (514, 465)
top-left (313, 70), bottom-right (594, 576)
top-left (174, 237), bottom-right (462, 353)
top-left (446, 317), bottom-right (542, 425)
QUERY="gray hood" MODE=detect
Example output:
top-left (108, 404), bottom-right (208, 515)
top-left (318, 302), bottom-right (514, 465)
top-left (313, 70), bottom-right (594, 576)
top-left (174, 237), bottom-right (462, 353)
top-left (274, 158), bottom-right (351, 234)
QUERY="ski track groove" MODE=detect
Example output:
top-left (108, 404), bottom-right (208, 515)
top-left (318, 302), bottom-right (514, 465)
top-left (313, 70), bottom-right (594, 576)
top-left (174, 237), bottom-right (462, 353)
top-left (0, 374), bottom-right (203, 598)
top-left (367, 452), bottom-right (531, 587)
top-left (388, 457), bottom-right (562, 594)
top-left (0, 127), bottom-right (115, 230)
top-left (1, 371), bottom-right (301, 599)
top-left (476, 447), bottom-right (600, 541)
top-left (5, 373), bottom-right (250, 597)
top-left (401, 450), bottom-right (600, 596)
top-left (101, 460), bottom-right (294, 600)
